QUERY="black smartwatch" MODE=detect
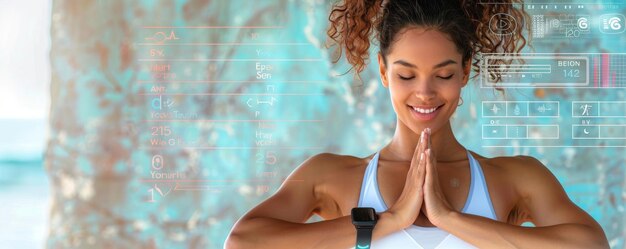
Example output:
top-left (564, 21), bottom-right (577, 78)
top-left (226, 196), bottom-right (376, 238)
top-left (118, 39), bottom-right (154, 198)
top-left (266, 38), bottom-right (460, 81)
top-left (351, 207), bottom-right (378, 249)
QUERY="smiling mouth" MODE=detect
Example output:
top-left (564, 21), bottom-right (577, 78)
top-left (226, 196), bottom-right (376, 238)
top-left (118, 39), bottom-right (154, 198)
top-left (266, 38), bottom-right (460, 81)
top-left (407, 104), bottom-right (444, 121)
top-left (408, 104), bottom-right (444, 114)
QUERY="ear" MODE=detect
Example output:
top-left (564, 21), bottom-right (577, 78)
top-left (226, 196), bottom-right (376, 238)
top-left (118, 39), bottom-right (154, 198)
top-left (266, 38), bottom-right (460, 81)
top-left (461, 59), bottom-right (471, 88)
top-left (378, 53), bottom-right (389, 88)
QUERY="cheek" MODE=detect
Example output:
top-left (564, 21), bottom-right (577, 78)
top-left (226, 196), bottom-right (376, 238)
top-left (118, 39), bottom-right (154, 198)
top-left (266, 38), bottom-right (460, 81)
top-left (388, 83), bottom-right (411, 102)
top-left (440, 81), bottom-right (464, 98)
top-left (448, 88), bottom-right (462, 99)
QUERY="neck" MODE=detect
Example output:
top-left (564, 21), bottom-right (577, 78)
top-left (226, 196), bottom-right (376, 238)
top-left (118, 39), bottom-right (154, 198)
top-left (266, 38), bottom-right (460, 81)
top-left (382, 120), bottom-right (466, 163)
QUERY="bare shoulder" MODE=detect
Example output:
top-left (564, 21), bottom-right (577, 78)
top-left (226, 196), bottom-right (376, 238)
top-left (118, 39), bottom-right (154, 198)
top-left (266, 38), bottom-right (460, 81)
top-left (472, 151), bottom-right (548, 174)
top-left (290, 152), bottom-right (372, 218)
top-left (299, 152), bottom-right (359, 164)
top-left (293, 152), bottom-right (371, 183)
top-left (283, 152), bottom-right (370, 192)
top-left (471, 152), bottom-right (559, 196)
top-left (242, 152), bottom-right (369, 223)
top-left (297, 152), bottom-right (368, 171)
top-left (470, 153), bottom-right (606, 238)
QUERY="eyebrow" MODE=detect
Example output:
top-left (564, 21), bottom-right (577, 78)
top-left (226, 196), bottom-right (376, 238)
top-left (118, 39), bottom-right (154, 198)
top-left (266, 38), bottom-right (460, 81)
top-left (392, 59), bottom-right (458, 69)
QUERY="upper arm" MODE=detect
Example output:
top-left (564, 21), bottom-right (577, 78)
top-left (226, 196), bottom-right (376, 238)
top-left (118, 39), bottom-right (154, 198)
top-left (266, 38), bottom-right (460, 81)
top-left (512, 156), bottom-right (602, 229)
top-left (236, 153), bottom-right (330, 224)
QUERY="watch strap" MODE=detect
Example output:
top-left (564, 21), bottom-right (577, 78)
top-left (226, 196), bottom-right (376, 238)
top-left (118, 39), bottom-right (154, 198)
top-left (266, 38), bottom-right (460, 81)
top-left (355, 226), bottom-right (374, 248)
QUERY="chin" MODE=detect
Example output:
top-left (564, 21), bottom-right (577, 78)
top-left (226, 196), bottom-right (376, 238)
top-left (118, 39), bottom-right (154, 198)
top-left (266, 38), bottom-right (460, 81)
top-left (406, 112), bottom-right (444, 132)
top-left (403, 119), bottom-right (440, 136)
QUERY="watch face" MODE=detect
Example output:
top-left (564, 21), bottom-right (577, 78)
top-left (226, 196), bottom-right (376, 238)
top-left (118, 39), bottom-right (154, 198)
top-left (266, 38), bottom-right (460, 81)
top-left (352, 208), bottom-right (376, 222)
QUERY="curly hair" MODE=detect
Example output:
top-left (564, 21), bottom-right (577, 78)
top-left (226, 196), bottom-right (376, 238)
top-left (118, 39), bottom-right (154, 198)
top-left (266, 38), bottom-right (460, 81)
top-left (326, 0), bottom-right (528, 83)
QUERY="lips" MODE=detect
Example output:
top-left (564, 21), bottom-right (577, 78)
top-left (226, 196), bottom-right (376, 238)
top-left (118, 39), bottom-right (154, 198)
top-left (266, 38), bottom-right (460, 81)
top-left (407, 104), bottom-right (444, 121)
top-left (412, 106), bottom-right (438, 114)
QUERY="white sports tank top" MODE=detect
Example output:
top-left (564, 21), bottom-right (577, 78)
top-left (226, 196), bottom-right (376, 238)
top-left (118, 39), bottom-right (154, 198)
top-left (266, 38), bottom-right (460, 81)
top-left (354, 150), bottom-right (498, 249)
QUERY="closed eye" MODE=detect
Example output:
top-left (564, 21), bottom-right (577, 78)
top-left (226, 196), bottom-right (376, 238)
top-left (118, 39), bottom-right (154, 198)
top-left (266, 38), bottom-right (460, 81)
top-left (438, 74), bottom-right (454, 80)
top-left (399, 75), bottom-right (415, 80)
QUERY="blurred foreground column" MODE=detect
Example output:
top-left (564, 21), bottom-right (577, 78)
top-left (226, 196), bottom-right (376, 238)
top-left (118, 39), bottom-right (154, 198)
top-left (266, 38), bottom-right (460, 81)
top-left (44, 1), bottom-right (218, 248)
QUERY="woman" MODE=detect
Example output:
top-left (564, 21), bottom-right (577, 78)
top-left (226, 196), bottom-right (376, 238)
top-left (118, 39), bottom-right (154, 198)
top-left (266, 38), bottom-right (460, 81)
top-left (225, 0), bottom-right (609, 248)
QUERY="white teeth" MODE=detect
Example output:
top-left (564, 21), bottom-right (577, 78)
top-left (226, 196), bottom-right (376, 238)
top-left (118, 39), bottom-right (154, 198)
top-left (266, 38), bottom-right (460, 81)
top-left (412, 106), bottom-right (437, 114)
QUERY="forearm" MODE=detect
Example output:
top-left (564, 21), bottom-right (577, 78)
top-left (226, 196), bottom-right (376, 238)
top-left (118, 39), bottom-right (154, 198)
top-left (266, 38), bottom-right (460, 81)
top-left (225, 212), bottom-right (399, 249)
top-left (438, 212), bottom-right (609, 249)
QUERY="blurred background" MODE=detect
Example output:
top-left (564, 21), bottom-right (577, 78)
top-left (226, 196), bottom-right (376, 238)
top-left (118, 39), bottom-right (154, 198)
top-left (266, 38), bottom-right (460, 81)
top-left (0, 0), bottom-right (625, 248)
top-left (0, 0), bottom-right (51, 248)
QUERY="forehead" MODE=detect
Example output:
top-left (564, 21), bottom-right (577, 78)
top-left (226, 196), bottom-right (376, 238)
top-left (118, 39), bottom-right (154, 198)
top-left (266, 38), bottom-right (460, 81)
top-left (388, 27), bottom-right (461, 66)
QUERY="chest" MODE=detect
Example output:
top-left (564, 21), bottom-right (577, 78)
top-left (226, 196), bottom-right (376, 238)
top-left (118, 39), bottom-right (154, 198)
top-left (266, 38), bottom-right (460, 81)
top-left (317, 159), bottom-right (518, 224)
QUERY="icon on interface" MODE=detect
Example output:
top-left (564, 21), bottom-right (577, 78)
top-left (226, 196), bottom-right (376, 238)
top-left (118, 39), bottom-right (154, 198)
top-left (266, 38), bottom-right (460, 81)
top-left (550, 18), bottom-right (560, 28)
top-left (489, 13), bottom-right (518, 35)
top-left (599, 14), bottom-right (625, 34)
top-left (151, 95), bottom-right (175, 110)
top-left (537, 104), bottom-right (552, 113)
top-left (577, 17), bottom-right (589, 30)
top-left (152, 155), bottom-right (164, 170)
top-left (491, 104), bottom-right (501, 114)
top-left (579, 104), bottom-right (593, 116)
top-left (573, 125), bottom-right (599, 139)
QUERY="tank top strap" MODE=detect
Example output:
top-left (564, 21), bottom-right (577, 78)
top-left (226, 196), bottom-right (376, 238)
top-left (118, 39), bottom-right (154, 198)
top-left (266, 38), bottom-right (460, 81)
top-left (464, 150), bottom-right (498, 220)
top-left (357, 150), bottom-right (386, 212)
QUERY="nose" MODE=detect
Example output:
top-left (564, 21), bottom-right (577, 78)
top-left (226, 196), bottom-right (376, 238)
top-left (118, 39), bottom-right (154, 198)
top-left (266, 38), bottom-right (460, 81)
top-left (413, 79), bottom-right (436, 101)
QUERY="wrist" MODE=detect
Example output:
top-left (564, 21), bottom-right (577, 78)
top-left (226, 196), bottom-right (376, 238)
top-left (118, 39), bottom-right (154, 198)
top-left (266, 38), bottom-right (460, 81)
top-left (433, 209), bottom-right (458, 228)
top-left (378, 211), bottom-right (404, 233)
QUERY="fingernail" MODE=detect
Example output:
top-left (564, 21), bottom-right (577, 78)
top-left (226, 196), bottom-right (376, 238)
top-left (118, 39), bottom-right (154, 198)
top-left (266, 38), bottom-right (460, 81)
top-left (426, 149), bottom-right (431, 155)
top-left (420, 152), bottom-right (424, 161)
top-left (426, 128), bottom-right (431, 135)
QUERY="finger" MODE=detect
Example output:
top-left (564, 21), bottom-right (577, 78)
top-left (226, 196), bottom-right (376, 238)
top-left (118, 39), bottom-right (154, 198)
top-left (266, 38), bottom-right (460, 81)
top-left (417, 151), bottom-right (426, 178)
top-left (411, 130), bottom-right (427, 168)
top-left (414, 129), bottom-right (429, 182)
top-left (427, 148), bottom-right (439, 184)
top-left (426, 127), bottom-right (432, 151)
top-left (426, 148), bottom-right (442, 196)
top-left (418, 129), bottom-right (427, 154)
top-left (424, 149), bottom-right (434, 192)
top-left (421, 128), bottom-right (431, 165)
top-left (413, 151), bottom-right (426, 203)
top-left (421, 151), bottom-right (431, 215)
top-left (416, 151), bottom-right (427, 189)
top-left (419, 129), bottom-right (429, 159)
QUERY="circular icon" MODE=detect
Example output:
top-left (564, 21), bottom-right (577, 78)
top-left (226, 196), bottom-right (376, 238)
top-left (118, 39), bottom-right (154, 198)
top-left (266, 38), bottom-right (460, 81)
top-left (577, 17), bottom-right (589, 30)
top-left (551, 19), bottom-right (560, 28)
top-left (152, 155), bottom-right (164, 170)
top-left (599, 14), bottom-right (625, 34)
top-left (608, 17), bottom-right (622, 30)
top-left (489, 13), bottom-right (518, 36)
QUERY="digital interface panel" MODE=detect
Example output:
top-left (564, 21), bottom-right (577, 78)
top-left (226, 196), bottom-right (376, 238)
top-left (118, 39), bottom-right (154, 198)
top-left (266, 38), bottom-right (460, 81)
top-left (128, 2), bottom-right (626, 205)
